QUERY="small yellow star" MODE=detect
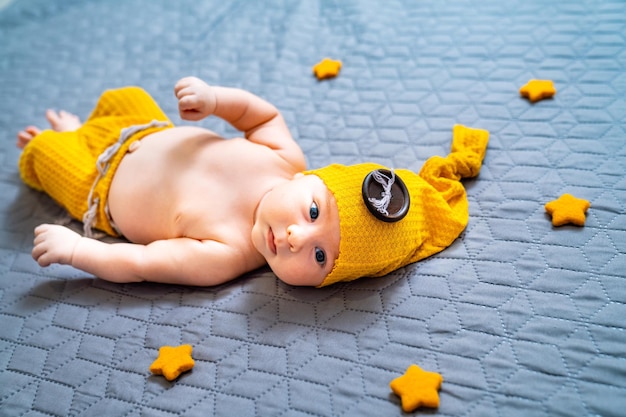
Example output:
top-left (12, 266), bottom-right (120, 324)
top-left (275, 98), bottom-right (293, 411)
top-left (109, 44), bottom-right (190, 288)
top-left (149, 344), bottom-right (195, 381)
top-left (519, 79), bottom-right (556, 102)
top-left (545, 193), bottom-right (590, 227)
top-left (390, 364), bottom-right (443, 412)
top-left (312, 58), bottom-right (342, 80)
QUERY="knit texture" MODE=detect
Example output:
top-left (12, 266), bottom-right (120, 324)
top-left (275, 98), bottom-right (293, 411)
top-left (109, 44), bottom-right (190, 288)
top-left (308, 124), bottom-right (489, 287)
top-left (19, 87), bottom-right (172, 236)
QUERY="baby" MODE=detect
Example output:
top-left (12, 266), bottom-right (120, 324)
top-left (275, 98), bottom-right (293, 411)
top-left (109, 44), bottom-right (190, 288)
top-left (17, 76), bottom-right (489, 287)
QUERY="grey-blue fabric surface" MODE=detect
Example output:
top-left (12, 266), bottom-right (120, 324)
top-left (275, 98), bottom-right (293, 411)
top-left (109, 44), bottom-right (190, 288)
top-left (1, 0), bottom-right (625, 416)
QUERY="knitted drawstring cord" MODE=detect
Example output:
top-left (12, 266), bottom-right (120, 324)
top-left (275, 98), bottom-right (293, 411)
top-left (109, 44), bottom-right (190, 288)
top-left (368, 169), bottom-right (396, 216)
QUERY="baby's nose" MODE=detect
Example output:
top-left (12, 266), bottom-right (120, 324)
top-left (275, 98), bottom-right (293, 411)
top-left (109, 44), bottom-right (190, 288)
top-left (286, 224), bottom-right (308, 252)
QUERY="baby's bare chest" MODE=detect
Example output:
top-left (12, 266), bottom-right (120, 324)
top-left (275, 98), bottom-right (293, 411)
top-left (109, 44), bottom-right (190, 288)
top-left (109, 131), bottom-right (292, 244)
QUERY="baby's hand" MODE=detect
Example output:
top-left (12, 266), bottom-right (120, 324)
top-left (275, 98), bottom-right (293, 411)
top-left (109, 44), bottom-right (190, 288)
top-left (174, 76), bottom-right (216, 121)
top-left (32, 224), bottom-right (81, 267)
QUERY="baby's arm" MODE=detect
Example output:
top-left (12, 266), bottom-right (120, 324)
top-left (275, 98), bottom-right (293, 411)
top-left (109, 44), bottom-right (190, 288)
top-left (32, 224), bottom-right (252, 286)
top-left (174, 76), bottom-right (306, 171)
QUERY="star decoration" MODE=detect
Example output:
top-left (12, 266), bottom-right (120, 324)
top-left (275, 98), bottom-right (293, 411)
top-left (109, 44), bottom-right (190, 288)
top-left (545, 193), bottom-right (590, 227)
top-left (519, 79), bottom-right (556, 102)
top-left (312, 58), bottom-right (342, 80)
top-left (390, 364), bottom-right (443, 412)
top-left (149, 344), bottom-right (195, 381)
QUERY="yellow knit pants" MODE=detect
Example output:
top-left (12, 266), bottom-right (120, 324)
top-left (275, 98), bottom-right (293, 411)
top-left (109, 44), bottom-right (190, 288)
top-left (19, 86), bottom-right (172, 236)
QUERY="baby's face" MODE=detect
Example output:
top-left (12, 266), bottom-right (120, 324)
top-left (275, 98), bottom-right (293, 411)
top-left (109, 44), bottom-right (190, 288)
top-left (251, 173), bottom-right (340, 286)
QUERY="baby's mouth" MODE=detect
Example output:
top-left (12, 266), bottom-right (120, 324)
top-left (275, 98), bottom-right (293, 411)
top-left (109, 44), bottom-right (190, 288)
top-left (267, 228), bottom-right (277, 255)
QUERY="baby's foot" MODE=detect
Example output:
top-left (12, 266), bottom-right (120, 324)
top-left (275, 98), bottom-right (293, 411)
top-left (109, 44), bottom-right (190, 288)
top-left (46, 109), bottom-right (81, 132)
top-left (16, 110), bottom-right (82, 149)
top-left (16, 126), bottom-right (41, 149)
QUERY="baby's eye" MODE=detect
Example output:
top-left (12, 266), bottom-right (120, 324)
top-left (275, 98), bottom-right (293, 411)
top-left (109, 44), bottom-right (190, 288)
top-left (315, 247), bottom-right (326, 265)
top-left (309, 202), bottom-right (319, 221)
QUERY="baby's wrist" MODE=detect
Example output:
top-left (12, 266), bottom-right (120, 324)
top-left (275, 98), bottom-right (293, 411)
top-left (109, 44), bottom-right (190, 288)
top-left (69, 235), bottom-right (91, 268)
top-left (203, 86), bottom-right (218, 115)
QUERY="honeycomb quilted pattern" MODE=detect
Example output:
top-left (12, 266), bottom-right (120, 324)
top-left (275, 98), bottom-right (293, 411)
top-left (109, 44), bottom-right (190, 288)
top-left (1, 0), bottom-right (625, 416)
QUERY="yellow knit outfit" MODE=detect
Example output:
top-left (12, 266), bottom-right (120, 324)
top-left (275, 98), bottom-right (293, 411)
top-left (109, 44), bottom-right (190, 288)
top-left (307, 124), bottom-right (489, 287)
top-left (19, 86), bottom-right (172, 236)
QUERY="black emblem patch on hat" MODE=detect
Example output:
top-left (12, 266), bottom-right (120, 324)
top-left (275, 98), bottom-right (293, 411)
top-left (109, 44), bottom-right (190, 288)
top-left (361, 169), bottom-right (410, 222)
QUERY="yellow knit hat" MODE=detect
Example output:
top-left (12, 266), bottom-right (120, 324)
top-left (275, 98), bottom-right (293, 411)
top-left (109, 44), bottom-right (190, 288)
top-left (307, 124), bottom-right (489, 287)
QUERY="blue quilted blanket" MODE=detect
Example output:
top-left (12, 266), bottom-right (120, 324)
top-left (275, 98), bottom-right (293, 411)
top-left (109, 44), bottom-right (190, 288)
top-left (1, 0), bottom-right (625, 415)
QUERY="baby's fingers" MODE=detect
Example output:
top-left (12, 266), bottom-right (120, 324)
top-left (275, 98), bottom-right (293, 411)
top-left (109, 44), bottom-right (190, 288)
top-left (178, 94), bottom-right (201, 111)
top-left (32, 238), bottom-right (52, 267)
top-left (33, 224), bottom-right (80, 266)
top-left (173, 77), bottom-right (193, 96)
top-left (178, 98), bottom-right (206, 121)
top-left (33, 249), bottom-right (52, 267)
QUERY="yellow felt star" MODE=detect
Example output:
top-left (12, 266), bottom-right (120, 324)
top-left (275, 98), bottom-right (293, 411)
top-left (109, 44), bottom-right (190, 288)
top-left (390, 364), bottom-right (443, 412)
top-left (519, 79), bottom-right (556, 102)
top-left (149, 344), bottom-right (195, 381)
top-left (312, 58), bottom-right (342, 80)
top-left (545, 193), bottom-right (590, 227)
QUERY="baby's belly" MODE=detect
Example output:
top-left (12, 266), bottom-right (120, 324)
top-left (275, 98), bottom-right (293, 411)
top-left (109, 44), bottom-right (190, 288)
top-left (108, 168), bottom-right (177, 243)
top-left (107, 127), bottom-right (221, 243)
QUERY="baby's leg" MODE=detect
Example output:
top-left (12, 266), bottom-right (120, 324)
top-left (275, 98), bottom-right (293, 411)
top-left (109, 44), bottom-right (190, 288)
top-left (16, 110), bottom-right (82, 149)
